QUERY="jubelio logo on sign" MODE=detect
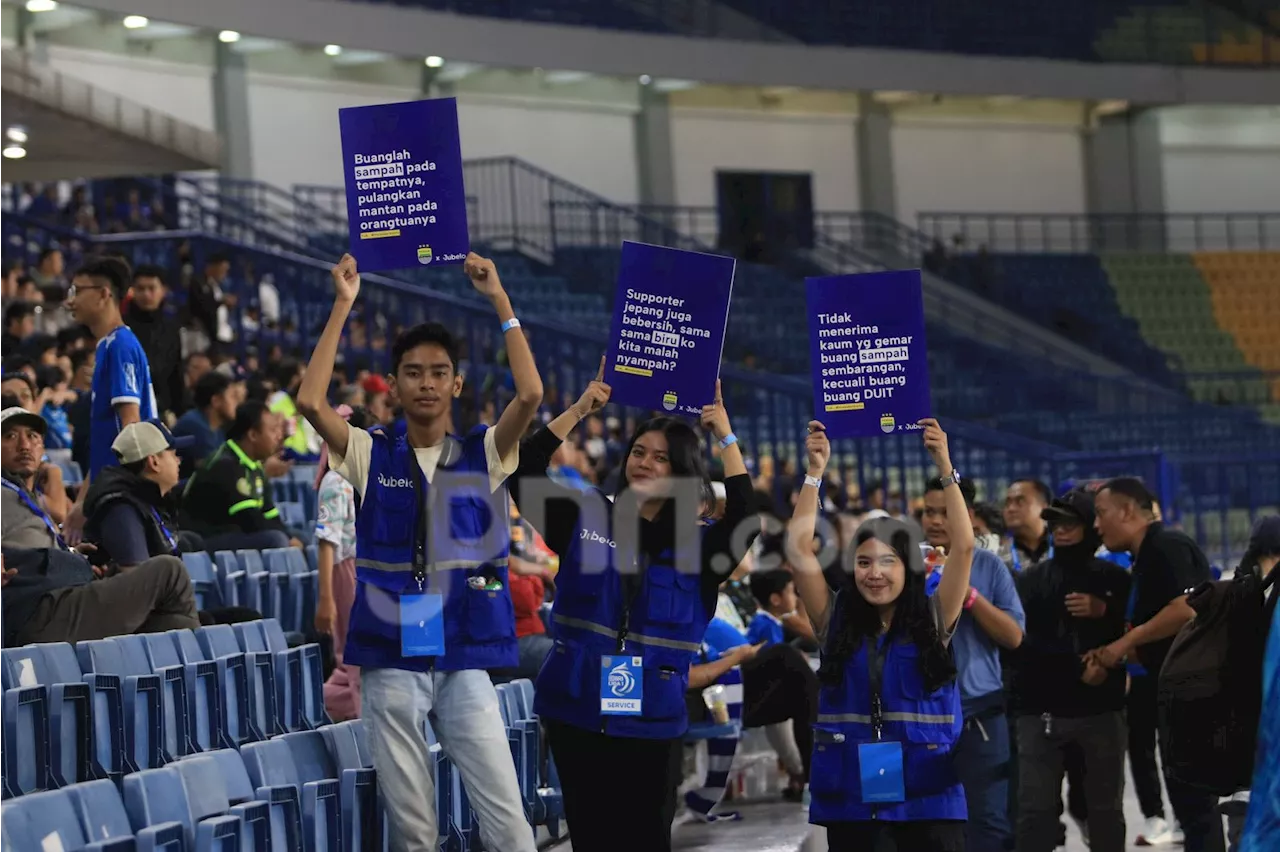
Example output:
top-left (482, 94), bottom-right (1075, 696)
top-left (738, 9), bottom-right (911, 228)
top-left (338, 97), bottom-right (469, 273)
top-left (805, 270), bottom-right (932, 440)
top-left (604, 241), bottom-right (736, 417)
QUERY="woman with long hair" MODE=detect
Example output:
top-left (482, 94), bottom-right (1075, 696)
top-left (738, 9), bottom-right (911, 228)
top-left (507, 365), bottom-right (756, 852)
top-left (790, 418), bottom-right (973, 851)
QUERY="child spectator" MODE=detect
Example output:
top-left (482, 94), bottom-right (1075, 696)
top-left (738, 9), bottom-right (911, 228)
top-left (746, 568), bottom-right (797, 647)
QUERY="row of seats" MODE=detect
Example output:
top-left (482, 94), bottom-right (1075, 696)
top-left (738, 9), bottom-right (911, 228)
top-left (183, 550), bottom-right (317, 636)
top-left (1, 619), bottom-right (326, 798)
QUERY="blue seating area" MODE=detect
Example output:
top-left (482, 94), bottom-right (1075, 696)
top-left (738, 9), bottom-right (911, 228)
top-left (349, 0), bottom-right (1274, 65)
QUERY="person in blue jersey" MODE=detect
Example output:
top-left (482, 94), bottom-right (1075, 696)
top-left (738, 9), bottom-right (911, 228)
top-left (297, 253), bottom-right (544, 852)
top-left (921, 474), bottom-right (1024, 852)
top-left (789, 419), bottom-right (973, 851)
top-left (746, 567), bottom-right (797, 647)
top-left (60, 255), bottom-right (158, 544)
top-left (506, 365), bottom-right (755, 852)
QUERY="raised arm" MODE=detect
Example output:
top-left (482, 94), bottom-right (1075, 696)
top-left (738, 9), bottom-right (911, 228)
top-left (466, 253), bottom-right (544, 461)
top-left (788, 421), bottom-right (834, 637)
top-left (699, 380), bottom-right (754, 577)
top-left (297, 255), bottom-right (359, 459)
top-left (924, 419), bottom-right (975, 631)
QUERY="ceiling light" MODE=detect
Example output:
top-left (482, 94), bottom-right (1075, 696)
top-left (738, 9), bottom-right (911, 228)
top-left (6, 127), bottom-right (28, 144)
top-left (25, 0), bottom-right (57, 12)
top-left (324, 44), bottom-right (342, 56)
top-left (424, 55), bottom-right (444, 68)
top-left (638, 74), bottom-right (652, 85)
top-left (218, 30), bottom-right (241, 44)
top-left (122, 15), bottom-right (148, 29)
top-left (3, 145), bottom-right (28, 160)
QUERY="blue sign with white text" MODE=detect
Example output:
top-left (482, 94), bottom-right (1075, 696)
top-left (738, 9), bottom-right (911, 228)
top-left (605, 241), bottom-right (735, 417)
top-left (805, 270), bottom-right (931, 439)
top-left (338, 97), bottom-right (468, 272)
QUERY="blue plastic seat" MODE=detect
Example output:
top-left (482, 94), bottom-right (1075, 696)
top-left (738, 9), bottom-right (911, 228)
top-left (261, 548), bottom-right (313, 633)
top-left (494, 683), bottom-right (541, 823)
top-left (215, 550), bottom-right (269, 612)
top-left (2, 644), bottom-right (97, 787)
top-left (0, 672), bottom-right (49, 796)
top-left (234, 619), bottom-right (327, 732)
top-left (172, 754), bottom-right (271, 852)
top-left (123, 765), bottom-right (244, 852)
top-left (281, 729), bottom-right (377, 852)
top-left (1, 787), bottom-right (133, 851)
top-left (171, 629), bottom-right (259, 745)
top-left (241, 737), bottom-right (339, 852)
top-left (139, 632), bottom-right (227, 752)
top-left (198, 623), bottom-right (280, 738)
top-left (183, 551), bottom-right (226, 609)
top-left (76, 637), bottom-right (169, 767)
top-left (66, 778), bottom-right (185, 851)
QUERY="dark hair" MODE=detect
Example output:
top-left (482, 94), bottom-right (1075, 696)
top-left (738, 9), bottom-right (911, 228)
top-left (974, 502), bottom-right (1006, 537)
top-left (227, 399), bottom-right (270, 442)
top-left (4, 302), bottom-right (35, 327)
top-left (35, 364), bottom-right (64, 391)
top-left (925, 475), bottom-right (976, 508)
top-left (0, 372), bottom-right (36, 396)
top-left (817, 517), bottom-right (957, 694)
top-left (193, 371), bottom-right (233, 410)
top-left (1011, 478), bottom-right (1052, 507)
top-left (74, 255), bottom-right (132, 301)
top-left (22, 332), bottom-right (56, 356)
top-left (57, 325), bottom-right (93, 352)
top-left (1099, 476), bottom-right (1156, 512)
top-left (205, 253), bottom-right (230, 267)
top-left (347, 407), bottom-right (374, 431)
top-left (0, 393), bottom-right (20, 409)
top-left (132, 264), bottom-right (166, 284)
top-left (69, 348), bottom-right (94, 373)
top-left (273, 358), bottom-right (302, 391)
top-left (617, 416), bottom-right (713, 513)
top-left (121, 459), bottom-right (148, 476)
top-left (391, 322), bottom-right (459, 375)
top-left (38, 247), bottom-right (61, 264)
top-left (749, 568), bottom-right (794, 610)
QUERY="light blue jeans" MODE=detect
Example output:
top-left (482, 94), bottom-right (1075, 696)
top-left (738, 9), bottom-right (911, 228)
top-left (362, 667), bottom-right (535, 852)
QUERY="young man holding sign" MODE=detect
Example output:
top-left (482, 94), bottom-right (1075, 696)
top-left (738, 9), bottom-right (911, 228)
top-left (298, 253), bottom-right (543, 852)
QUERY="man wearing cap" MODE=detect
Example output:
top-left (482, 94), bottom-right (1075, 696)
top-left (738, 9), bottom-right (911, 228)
top-left (1, 407), bottom-right (199, 647)
top-left (81, 421), bottom-right (192, 569)
top-left (1089, 477), bottom-right (1217, 851)
top-left (1012, 489), bottom-right (1132, 852)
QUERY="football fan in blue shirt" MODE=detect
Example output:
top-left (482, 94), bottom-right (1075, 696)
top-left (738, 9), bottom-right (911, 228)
top-left (746, 568), bottom-right (796, 647)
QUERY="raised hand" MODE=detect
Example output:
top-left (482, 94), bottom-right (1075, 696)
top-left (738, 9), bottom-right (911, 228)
top-left (572, 358), bottom-right (612, 418)
top-left (700, 379), bottom-right (732, 442)
top-left (805, 420), bottom-right (831, 476)
top-left (918, 417), bottom-right (952, 472)
top-left (463, 252), bottom-right (503, 298)
top-left (331, 254), bottom-right (360, 302)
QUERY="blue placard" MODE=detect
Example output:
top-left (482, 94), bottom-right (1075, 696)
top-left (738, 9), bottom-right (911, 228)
top-left (338, 97), bottom-right (468, 272)
top-left (858, 741), bottom-right (905, 803)
top-left (805, 270), bottom-right (931, 439)
top-left (600, 655), bottom-right (644, 716)
top-left (605, 241), bottom-right (735, 417)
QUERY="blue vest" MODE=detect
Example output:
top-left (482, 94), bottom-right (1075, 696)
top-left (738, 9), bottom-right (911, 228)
top-left (533, 502), bottom-right (710, 739)
top-left (347, 422), bottom-right (517, 673)
top-left (808, 593), bottom-right (966, 824)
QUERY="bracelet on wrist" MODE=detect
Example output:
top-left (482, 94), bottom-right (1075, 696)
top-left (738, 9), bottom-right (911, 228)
top-left (718, 433), bottom-right (738, 450)
top-left (501, 317), bottom-right (521, 333)
top-left (803, 474), bottom-right (822, 489)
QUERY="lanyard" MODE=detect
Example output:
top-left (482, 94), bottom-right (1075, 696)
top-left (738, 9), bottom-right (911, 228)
top-left (1, 478), bottom-right (66, 549)
top-left (865, 636), bottom-right (891, 741)
top-left (151, 507), bottom-right (179, 555)
top-left (1009, 537), bottom-right (1053, 573)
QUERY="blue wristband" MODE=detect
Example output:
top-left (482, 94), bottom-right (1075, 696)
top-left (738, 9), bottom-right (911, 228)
top-left (718, 433), bottom-right (738, 449)
top-left (501, 317), bottom-right (521, 333)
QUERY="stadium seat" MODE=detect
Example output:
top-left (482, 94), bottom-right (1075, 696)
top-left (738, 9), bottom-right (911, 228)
top-left (215, 550), bottom-right (270, 612)
top-left (198, 623), bottom-right (281, 738)
top-left (123, 764), bottom-right (245, 852)
top-left (281, 729), bottom-right (378, 852)
top-left (233, 619), bottom-right (328, 732)
top-left (75, 637), bottom-right (167, 769)
top-left (0, 670), bottom-right (50, 796)
top-left (1, 644), bottom-right (101, 787)
top-left (261, 548), bottom-right (316, 634)
top-left (495, 683), bottom-right (542, 825)
top-left (171, 629), bottom-right (260, 745)
top-left (66, 778), bottom-right (186, 851)
top-left (183, 551), bottom-right (226, 609)
top-left (172, 754), bottom-right (272, 851)
top-left (240, 737), bottom-right (339, 852)
top-left (140, 632), bottom-right (229, 752)
top-left (1, 787), bottom-right (134, 852)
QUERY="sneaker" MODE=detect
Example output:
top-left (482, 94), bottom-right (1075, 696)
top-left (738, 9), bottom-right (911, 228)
top-left (1136, 816), bottom-right (1174, 846)
top-left (1170, 824), bottom-right (1184, 844)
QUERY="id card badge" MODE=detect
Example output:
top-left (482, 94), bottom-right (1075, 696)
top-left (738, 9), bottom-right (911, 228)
top-left (401, 593), bottom-right (446, 657)
top-left (858, 741), bottom-right (905, 803)
top-left (600, 655), bottom-right (643, 716)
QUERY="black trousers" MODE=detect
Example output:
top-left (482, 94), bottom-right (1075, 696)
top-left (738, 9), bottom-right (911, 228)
top-left (741, 643), bottom-right (819, 779)
top-left (1015, 712), bottom-right (1127, 852)
top-left (545, 719), bottom-right (684, 852)
top-left (826, 819), bottom-right (966, 851)
top-left (1127, 673), bottom-right (1167, 820)
top-left (1165, 775), bottom-right (1226, 852)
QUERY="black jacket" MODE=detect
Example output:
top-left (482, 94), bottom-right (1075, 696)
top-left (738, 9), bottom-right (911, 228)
top-left (2, 546), bottom-right (95, 647)
top-left (1013, 544), bottom-right (1131, 717)
top-left (83, 465), bottom-right (179, 566)
top-left (125, 302), bottom-right (184, 415)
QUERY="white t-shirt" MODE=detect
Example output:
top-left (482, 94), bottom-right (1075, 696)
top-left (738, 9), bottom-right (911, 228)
top-left (330, 422), bottom-right (518, 501)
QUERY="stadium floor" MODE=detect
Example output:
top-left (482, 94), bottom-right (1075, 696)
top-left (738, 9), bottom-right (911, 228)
top-left (555, 759), bottom-right (1190, 851)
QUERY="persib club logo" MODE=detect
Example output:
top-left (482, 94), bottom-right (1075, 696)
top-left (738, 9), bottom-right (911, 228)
top-left (880, 414), bottom-right (895, 434)
top-left (608, 660), bottom-right (637, 697)
top-left (662, 391), bottom-right (678, 412)
top-left (417, 245), bottom-right (433, 265)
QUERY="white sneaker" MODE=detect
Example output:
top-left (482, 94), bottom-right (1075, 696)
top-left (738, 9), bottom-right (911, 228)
top-left (1170, 823), bottom-right (1184, 844)
top-left (1136, 816), bottom-right (1175, 846)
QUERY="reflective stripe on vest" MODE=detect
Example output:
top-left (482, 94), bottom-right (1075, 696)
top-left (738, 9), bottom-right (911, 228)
top-left (552, 613), bottom-right (703, 653)
top-left (355, 557), bottom-right (486, 573)
top-left (817, 711), bottom-right (956, 725)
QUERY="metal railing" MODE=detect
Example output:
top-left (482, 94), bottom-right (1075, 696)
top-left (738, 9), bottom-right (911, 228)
top-left (0, 49), bottom-right (220, 168)
top-left (918, 212), bottom-right (1280, 254)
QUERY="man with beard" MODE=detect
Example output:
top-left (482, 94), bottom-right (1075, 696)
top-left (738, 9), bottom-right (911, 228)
top-left (1012, 489), bottom-right (1131, 852)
